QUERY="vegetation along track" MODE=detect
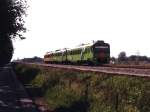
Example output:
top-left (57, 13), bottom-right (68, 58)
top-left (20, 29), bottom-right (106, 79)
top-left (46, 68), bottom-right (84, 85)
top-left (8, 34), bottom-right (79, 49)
top-left (15, 62), bottom-right (150, 78)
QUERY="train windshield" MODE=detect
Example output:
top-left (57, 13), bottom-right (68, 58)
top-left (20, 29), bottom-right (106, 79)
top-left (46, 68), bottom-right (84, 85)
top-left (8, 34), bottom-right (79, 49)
top-left (94, 46), bottom-right (110, 53)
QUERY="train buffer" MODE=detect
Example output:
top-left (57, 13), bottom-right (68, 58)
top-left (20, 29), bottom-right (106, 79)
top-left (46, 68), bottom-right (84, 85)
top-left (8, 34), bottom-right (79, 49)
top-left (0, 66), bottom-right (39, 112)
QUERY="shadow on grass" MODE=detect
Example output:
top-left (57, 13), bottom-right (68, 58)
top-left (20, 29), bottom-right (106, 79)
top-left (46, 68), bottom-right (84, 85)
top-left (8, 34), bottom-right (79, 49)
top-left (25, 84), bottom-right (44, 97)
top-left (17, 67), bottom-right (40, 84)
top-left (54, 99), bottom-right (90, 112)
top-left (24, 84), bottom-right (90, 112)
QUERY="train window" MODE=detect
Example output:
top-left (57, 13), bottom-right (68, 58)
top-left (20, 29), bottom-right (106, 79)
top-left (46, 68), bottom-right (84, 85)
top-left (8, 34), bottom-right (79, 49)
top-left (84, 49), bottom-right (86, 53)
top-left (73, 50), bottom-right (76, 54)
top-left (68, 50), bottom-right (71, 54)
top-left (58, 53), bottom-right (62, 56)
top-left (76, 50), bottom-right (78, 54)
top-left (73, 49), bottom-right (77, 54)
top-left (70, 51), bottom-right (72, 55)
top-left (71, 50), bottom-right (73, 55)
top-left (71, 49), bottom-right (82, 54)
top-left (86, 47), bottom-right (91, 53)
top-left (84, 48), bottom-right (87, 53)
top-left (75, 50), bottom-right (77, 54)
top-left (78, 49), bottom-right (82, 54)
top-left (46, 55), bottom-right (50, 58)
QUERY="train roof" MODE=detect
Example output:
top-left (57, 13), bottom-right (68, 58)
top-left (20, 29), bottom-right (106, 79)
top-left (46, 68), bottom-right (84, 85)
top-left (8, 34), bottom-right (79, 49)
top-left (45, 48), bottom-right (69, 55)
top-left (68, 40), bottom-right (108, 51)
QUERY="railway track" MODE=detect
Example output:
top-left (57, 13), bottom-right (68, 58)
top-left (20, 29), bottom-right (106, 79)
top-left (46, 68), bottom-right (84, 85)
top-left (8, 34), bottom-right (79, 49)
top-left (16, 62), bottom-right (150, 78)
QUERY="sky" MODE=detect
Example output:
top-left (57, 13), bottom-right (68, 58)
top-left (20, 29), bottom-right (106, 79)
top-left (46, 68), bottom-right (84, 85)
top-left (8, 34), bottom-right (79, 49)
top-left (12, 0), bottom-right (150, 60)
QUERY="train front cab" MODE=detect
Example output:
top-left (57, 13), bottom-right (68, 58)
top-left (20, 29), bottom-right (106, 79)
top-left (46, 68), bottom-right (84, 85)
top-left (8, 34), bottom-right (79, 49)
top-left (92, 41), bottom-right (110, 64)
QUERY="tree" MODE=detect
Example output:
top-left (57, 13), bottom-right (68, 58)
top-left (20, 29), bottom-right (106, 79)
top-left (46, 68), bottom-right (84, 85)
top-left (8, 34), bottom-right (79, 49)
top-left (0, 0), bottom-right (27, 39)
top-left (0, 38), bottom-right (13, 66)
top-left (118, 51), bottom-right (127, 62)
top-left (110, 57), bottom-right (116, 64)
top-left (0, 0), bottom-right (27, 66)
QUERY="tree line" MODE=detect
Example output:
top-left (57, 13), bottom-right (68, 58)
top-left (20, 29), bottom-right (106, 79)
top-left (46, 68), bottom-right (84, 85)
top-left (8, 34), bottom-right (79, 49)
top-left (111, 51), bottom-right (150, 64)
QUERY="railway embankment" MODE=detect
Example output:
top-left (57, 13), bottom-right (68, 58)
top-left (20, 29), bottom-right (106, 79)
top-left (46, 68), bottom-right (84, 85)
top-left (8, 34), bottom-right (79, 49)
top-left (12, 63), bottom-right (150, 112)
top-left (0, 66), bottom-right (38, 112)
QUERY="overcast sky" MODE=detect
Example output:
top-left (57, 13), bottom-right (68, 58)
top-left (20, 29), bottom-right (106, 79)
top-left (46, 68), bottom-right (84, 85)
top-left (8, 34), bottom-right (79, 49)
top-left (12, 0), bottom-right (150, 59)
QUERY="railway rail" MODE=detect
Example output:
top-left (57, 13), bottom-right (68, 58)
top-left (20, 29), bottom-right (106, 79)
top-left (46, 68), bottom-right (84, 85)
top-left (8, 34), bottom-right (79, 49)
top-left (103, 64), bottom-right (150, 69)
top-left (15, 62), bottom-right (150, 78)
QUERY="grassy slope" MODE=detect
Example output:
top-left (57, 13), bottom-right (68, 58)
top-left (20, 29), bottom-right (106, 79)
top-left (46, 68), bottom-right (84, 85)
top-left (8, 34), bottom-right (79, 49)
top-left (13, 64), bottom-right (150, 112)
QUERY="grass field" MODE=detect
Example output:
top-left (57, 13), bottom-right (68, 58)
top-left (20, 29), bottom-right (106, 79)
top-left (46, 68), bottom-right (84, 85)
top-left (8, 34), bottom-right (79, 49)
top-left (13, 63), bottom-right (150, 112)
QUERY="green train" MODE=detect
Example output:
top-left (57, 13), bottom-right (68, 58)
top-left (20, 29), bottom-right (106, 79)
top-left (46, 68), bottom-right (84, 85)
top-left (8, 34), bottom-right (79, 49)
top-left (44, 40), bottom-right (110, 65)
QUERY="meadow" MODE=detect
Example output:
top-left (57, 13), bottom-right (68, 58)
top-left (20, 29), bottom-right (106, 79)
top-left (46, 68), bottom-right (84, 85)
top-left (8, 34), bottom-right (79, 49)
top-left (13, 63), bottom-right (150, 112)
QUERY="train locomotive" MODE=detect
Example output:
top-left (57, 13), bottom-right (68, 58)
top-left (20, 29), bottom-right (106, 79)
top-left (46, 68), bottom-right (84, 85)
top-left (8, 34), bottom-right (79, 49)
top-left (44, 40), bottom-right (110, 65)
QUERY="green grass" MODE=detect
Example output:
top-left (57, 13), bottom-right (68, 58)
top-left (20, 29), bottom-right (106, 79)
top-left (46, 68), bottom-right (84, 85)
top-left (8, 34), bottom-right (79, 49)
top-left (13, 63), bottom-right (150, 112)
